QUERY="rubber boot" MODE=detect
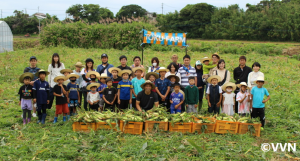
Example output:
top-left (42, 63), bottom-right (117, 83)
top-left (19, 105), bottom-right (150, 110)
top-left (67, 115), bottom-right (70, 121)
top-left (27, 118), bottom-right (31, 123)
top-left (37, 114), bottom-right (42, 124)
top-left (23, 119), bottom-right (26, 125)
top-left (53, 117), bottom-right (58, 123)
top-left (41, 113), bottom-right (47, 124)
top-left (63, 116), bottom-right (66, 122)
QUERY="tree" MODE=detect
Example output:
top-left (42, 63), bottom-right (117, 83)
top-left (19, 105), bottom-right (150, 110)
top-left (99, 8), bottom-right (114, 19)
top-left (116, 4), bottom-right (147, 18)
top-left (66, 4), bottom-right (83, 21)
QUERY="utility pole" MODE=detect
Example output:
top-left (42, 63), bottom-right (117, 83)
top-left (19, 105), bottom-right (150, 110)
top-left (38, 6), bottom-right (39, 13)
top-left (162, 3), bottom-right (163, 14)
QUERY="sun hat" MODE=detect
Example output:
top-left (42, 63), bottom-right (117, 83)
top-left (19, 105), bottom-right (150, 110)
top-left (200, 57), bottom-right (212, 63)
top-left (108, 67), bottom-right (121, 73)
top-left (86, 83), bottom-right (100, 90)
top-left (99, 73), bottom-right (109, 79)
top-left (146, 72), bottom-right (159, 80)
top-left (140, 80), bottom-right (155, 90)
top-left (196, 60), bottom-right (202, 66)
top-left (156, 67), bottom-right (169, 73)
top-left (60, 69), bottom-right (73, 74)
top-left (118, 69), bottom-right (132, 77)
top-left (254, 76), bottom-right (266, 84)
top-left (167, 74), bottom-right (180, 83)
top-left (67, 73), bottom-right (80, 79)
top-left (237, 82), bottom-right (250, 89)
top-left (132, 67), bottom-right (146, 73)
top-left (54, 75), bottom-right (67, 83)
top-left (222, 82), bottom-right (237, 92)
top-left (207, 75), bottom-right (221, 83)
top-left (212, 53), bottom-right (220, 59)
top-left (86, 71), bottom-right (100, 78)
top-left (74, 62), bottom-right (84, 68)
top-left (19, 72), bottom-right (34, 83)
top-left (35, 69), bottom-right (49, 77)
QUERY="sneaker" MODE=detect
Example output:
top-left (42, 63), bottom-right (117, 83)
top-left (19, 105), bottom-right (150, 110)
top-left (260, 127), bottom-right (264, 131)
top-left (32, 113), bottom-right (37, 117)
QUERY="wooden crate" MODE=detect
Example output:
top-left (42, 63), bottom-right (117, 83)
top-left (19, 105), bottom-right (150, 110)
top-left (72, 122), bottom-right (96, 132)
top-left (238, 123), bottom-right (261, 137)
top-left (119, 121), bottom-right (143, 135)
top-left (192, 123), bottom-right (215, 134)
top-left (215, 120), bottom-right (239, 134)
top-left (96, 121), bottom-right (119, 131)
top-left (168, 122), bottom-right (193, 134)
top-left (144, 121), bottom-right (168, 132)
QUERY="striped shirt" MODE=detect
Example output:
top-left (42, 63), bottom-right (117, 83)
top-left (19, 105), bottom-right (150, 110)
top-left (178, 65), bottom-right (197, 87)
top-left (117, 80), bottom-right (133, 100)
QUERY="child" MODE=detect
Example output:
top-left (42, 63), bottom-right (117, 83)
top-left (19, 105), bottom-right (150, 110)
top-left (146, 72), bottom-right (159, 93)
top-left (236, 82), bottom-right (251, 116)
top-left (155, 67), bottom-right (171, 108)
top-left (87, 83), bottom-right (101, 111)
top-left (251, 77), bottom-right (270, 129)
top-left (60, 69), bottom-right (73, 86)
top-left (169, 83), bottom-right (184, 114)
top-left (131, 67), bottom-right (146, 110)
top-left (53, 76), bottom-right (69, 123)
top-left (117, 70), bottom-right (133, 110)
top-left (108, 67), bottom-right (122, 108)
top-left (206, 75), bottom-right (222, 114)
top-left (221, 82), bottom-right (236, 116)
top-left (33, 69), bottom-right (50, 124)
top-left (167, 74), bottom-right (180, 92)
top-left (201, 57), bottom-right (217, 82)
top-left (73, 62), bottom-right (84, 107)
top-left (86, 71), bottom-right (100, 86)
top-left (66, 73), bottom-right (80, 116)
top-left (103, 78), bottom-right (118, 111)
top-left (184, 77), bottom-right (199, 113)
top-left (98, 73), bottom-right (108, 111)
top-left (195, 60), bottom-right (205, 113)
top-left (18, 72), bottom-right (34, 124)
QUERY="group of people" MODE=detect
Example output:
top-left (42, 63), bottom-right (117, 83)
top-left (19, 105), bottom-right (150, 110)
top-left (18, 53), bottom-right (270, 129)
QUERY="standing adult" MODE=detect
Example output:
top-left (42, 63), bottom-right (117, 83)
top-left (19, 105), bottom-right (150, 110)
top-left (167, 54), bottom-right (182, 70)
top-left (136, 80), bottom-right (159, 111)
top-left (233, 56), bottom-right (252, 113)
top-left (96, 53), bottom-right (114, 77)
top-left (213, 59), bottom-right (230, 87)
top-left (247, 62), bottom-right (264, 89)
top-left (117, 55), bottom-right (132, 71)
top-left (131, 56), bottom-right (145, 78)
top-left (209, 53), bottom-right (220, 76)
top-left (148, 57), bottom-right (160, 73)
top-left (47, 53), bottom-right (65, 109)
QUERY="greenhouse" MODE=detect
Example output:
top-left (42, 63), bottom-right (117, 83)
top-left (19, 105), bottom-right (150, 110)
top-left (0, 21), bottom-right (13, 53)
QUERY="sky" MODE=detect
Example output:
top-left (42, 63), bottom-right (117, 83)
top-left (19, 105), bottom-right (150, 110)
top-left (1, 0), bottom-right (260, 20)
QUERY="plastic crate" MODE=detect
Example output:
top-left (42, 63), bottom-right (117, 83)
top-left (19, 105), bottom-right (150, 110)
top-left (194, 117), bottom-right (216, 122)
top-left (119, 121), bottom-right (143, 135)
top-left (144, 121), bottom-right (168, 132)
top-left (238, 123), bottom-right (261, 137)
top-left (96, 121), bottom-right (120, 131)
top-left (168, 122), bottom-right (193, 133)
top-left (72, 122), bottom-right (96, 132)
top-left (215, 120), bottom-right (239, 134)
top-left (192, 123), bottom-right (216, 134)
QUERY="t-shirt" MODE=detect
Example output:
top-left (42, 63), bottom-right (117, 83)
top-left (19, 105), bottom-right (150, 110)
top-left (53, 84), bottom-right (68, 105)
top-left (170, 92), bottom-right (184, 110)
top-left (236, 92), bottom-right (250, 113)
top-left (251, 86), bottom-right (269, 108)
top-left (117, 65), bottom-right (132, 77)
top-left (131, 77), bottom-right (145, 99)
top-left (18, 85), bottom-right (33, 100)
top-left (136, 91), bottom-right (158, 111)
top-left (103, 87), bottom-right (117, 103)
top-left (98, 83), bottom-right (107, 98)
top-left (67, 82), bottom-right (79, 100)
top-left (33, 80), bottom-right (50, 104)
top-left (24, 67), bottom-right (40, 80)
top-left (117, 80), bottom-right (133, 100)
top-left (112, 77), bottom-right (122, 89)
top-left (155, 78), bottom-right (171, 100)
top-left (178, 65), bottom-right (197, 87)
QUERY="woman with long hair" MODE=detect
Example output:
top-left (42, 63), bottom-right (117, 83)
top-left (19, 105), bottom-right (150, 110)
top-left (213, 59), bottom-right (230, 87)
top-left (80, 58), bottom-right (95, 111)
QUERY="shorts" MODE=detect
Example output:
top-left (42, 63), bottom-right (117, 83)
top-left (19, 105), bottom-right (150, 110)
top-left (21, 99), bottom-right (33, 110)
top-left (89, 104), bottom-right (99, 110)
top-left (55, 103), bottom-right (69, 114)
top-left (98, 98), bottom-right (105, 107)
top-left (170, 108), bottom-right (181, 114)
top-left (69, 99), bottom-right (78, 108)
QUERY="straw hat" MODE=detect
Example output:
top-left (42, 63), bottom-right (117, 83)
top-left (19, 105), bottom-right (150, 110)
top-left (207, 75), bottom-right (221, 83)
top-left (200, 57), bottom-right (212, 63)
top-left (212, 53), bottom-right (220, 59)
top-left (108, 67), bottom-right (121, 73)
top-left (99, 73), bottom-right (109, 79)
top-left (54, 75), bottom-right (67, 83)
top-left (60, 69), bottom-right (73, 74)
top-left (146, 72), bottom-right (159, 80)
top-left (167, 74), bottom-right (180, 83)
top-left (237, 82), bottom-right (250, 89)
top-left (132, 67), bottom-right (146, 73)
top-left (19, 72), bottom-right (34, 83)
top-left (86, 83), bottom-right (100, 90)
top-left (67, 73), bottom-right (80, 79)
top-left (140, 80), bottom-right (155, 90)
top-left (74, 62), bottom-right (84, 68)
top-left (86, 71), bottom-right (100, 78)
top-left (254, 76), bottom-right (266, 84)
top-left (118, 69), bottom-right (132, 77)
top-left (156, 67), bottom-right (169, 73)
top-left (35, 69), bottom-right (50, 77)
top-left (222, 82), bottom-right (237, 92)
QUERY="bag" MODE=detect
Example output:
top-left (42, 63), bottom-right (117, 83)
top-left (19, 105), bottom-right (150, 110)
top-left (216, 70), bottom-right (228, 86)
top-left (99, 64), bottom-right (109, 74)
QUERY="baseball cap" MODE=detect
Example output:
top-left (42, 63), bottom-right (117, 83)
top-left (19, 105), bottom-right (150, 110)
top-left (196, 60), bottom-right (202, 66)
top-left (101, 53), bottom-right (108, 58)
top-left (30, 56), bottom-right (37, 61)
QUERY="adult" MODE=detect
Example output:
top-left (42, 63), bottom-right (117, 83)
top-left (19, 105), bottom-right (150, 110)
top-left (165, 62), bottom-right (181, 84)
top-left (233, 56), bottom-right (252, 113)
top-left (80, 58), bottom-right (96, 111)
top-left (96, 53), bottom-right (114, 77)
top-left (247, 62), bottom-right (264, 89)
top-left (131, 56), bottom-right (145, 78)
top-left (209, 53), bottom-right (220, 76)
top-left (195, 60), bottom-right (205, 113)
top-left (167, 54), bottom-right (182, 71)
top-left (47, 53), bottom-right (65, 109)
top-left (117, 55), bottom-right (132, 71)
top-left (136, 80), bottom-right (159, 111)
top-left (213, 59), bottom-right (230, 87)
top-left (148, 57), bottom-right (160, 73)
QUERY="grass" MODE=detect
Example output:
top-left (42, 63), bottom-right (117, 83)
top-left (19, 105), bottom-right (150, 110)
top-left (1, 45), bottom-right (300, 160)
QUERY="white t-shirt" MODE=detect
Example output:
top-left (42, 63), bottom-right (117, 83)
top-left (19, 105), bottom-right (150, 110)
top-left (223, 93), bottom-right (235, 105)
top-left (48, 63), bottom-right (65, 88)
top-left (206, 86), bottom-right (222, 94)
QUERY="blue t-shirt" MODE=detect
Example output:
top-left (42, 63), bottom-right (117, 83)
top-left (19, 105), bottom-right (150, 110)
top-left (251, 86), bottom-right (269, 108)
top-left (33, 80), bottom-right (50, 104)
top-left (67, 82), bottom-right (79, 100)
top-left (98, 83), bottom-right (107, 98)
top-left (155, 78), bottom-right (171, 100)
top-left (117, 80), bottom-right (133, 100)
top-left (170, 92), bottom-right (184, 110)
top-left (131, 77), bottom-right (145, 99)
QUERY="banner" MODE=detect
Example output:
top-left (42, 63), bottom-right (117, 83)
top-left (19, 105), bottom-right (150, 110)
top-left (142, 29), bottom-right (187, 47)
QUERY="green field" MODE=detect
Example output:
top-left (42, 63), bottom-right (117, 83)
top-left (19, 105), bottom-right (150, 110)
top-left (0, 42), bottom-right (300, 160)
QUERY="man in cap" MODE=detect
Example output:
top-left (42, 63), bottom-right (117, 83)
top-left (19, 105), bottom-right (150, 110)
top-left (96, 53), bottom-right (114, 77)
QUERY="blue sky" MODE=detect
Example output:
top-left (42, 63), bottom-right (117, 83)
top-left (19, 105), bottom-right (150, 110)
top-left (1, 0), bottom-right (260, 20)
